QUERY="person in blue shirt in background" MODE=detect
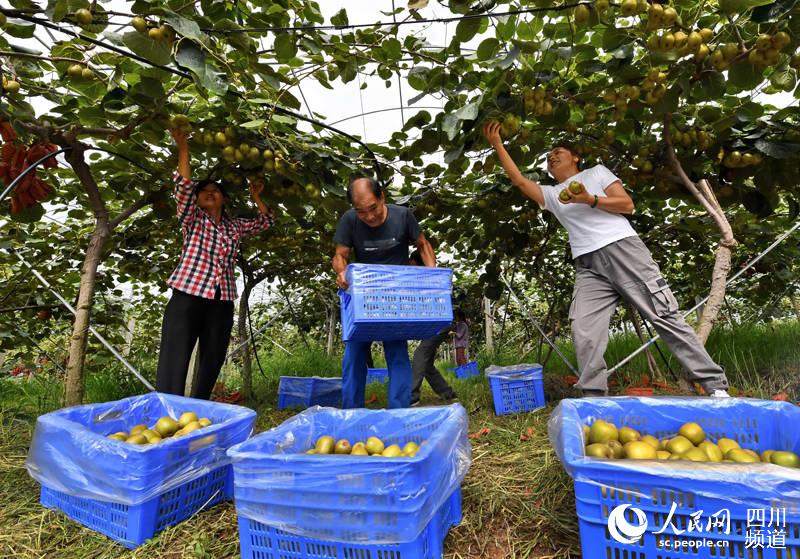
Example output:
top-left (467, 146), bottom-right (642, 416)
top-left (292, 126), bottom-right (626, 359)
top-left (332, 176), bottom-right (436, 408)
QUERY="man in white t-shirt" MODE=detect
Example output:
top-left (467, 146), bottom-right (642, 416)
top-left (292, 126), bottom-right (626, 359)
top-left (482, 120), bottom-right (730, 398)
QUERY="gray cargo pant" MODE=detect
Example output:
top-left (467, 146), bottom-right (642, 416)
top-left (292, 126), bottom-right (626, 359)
top-left (570, 236), bottom-right (728, 394)
top-left (411, 330), bottom-right (456, 402)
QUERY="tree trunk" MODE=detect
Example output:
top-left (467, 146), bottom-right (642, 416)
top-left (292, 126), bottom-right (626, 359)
top-left (791, 294), bottom-right (800, 322)
top-left (238, 285), bottom-right (253, 401)
top-left (184, 341), bottom-right (200, 397)
top-left (24, 133), bottom-right (152, 405)
top-left (696, 244), bottom-right (732, 344)
top-left (64, 226), bottom-right (109, 405)
top-left (665, 119), bottom-right (737, 345)
top-left (483, 296), bottom-right (495, 355)
top-left (122, 316), bottom-right (136, 356)
top-left (326, 303), bottom-right (336, 356)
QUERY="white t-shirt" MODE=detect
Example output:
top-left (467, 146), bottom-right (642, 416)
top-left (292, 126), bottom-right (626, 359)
top-left (540, 165), bottom-right (638, 259)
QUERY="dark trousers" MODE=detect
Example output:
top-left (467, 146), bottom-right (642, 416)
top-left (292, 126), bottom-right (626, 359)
top-left (455, 347), bottom-right (467, 366)
top-left (411, 333), bottom-right (456, 402)
top-left (156, 289), bottom-right (234, 400)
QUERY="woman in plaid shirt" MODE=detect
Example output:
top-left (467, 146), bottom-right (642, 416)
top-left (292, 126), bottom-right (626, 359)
top-left (155, 128), bottom-right (275, 399)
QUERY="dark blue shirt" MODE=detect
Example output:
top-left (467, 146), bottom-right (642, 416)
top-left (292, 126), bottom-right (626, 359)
top-left (333, 204), bottom-right (421, 265)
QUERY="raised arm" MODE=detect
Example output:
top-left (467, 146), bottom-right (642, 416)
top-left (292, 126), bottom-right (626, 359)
top-left (482, 120), bottom-right (545, 207)
top-left (236, 176), bottom-right (276, 238)
top-left (169, 128), bottom-right (196, 229)
top-left (171, 128), bottom-right (191, 180)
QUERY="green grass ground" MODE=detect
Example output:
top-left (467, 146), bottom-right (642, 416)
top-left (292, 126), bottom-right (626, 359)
top-left (1, 321), bottom-right (798, 558)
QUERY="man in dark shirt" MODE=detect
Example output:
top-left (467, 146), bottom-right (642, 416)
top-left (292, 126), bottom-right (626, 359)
top-left (332, 176), bottom-right (435, 408)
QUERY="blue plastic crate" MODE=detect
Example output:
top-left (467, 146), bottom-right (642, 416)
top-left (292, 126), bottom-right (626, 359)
top-left (367, 367), bottom-right (389, 383)
top-left (227, 405), bottom-right (471, 544)
top-left (238, 487), bottom-right (461, 559)
top-left (450, 361), bottom-right (480, 379)
top-left (40, 465), bottom-right (232, 548)
top-left (277, 376), bottom-right (342, 409)
top-left (25, 393), bottom-right (255, 548)
top-left (486, 364), bottom-right (545, 416)
top-left (550, 397), bottom-right (800, 559)
top-left (339, 264), bottom-right (453, 342)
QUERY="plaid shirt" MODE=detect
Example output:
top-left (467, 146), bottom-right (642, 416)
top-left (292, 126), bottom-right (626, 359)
top-left (167, 173), bottom-right (274, 301)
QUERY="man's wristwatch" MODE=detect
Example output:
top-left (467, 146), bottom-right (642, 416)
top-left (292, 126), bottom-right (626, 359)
top-left (590, 195), bottom-right (599, 208)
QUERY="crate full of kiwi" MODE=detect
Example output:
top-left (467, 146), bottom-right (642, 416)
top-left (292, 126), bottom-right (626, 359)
top-left (227, 404), bottom-right (471, 557)
top-left (25, 392), bottom-right (256, 548)
top-left (549, 397), bottom-right (800, 559)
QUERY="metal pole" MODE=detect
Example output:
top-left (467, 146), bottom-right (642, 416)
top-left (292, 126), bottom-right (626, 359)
top-left (501, 278), bottom-right (579, 375)
top-left (608, 219), bottom-right (800, 374)
top-left (226, 299), bottom-right (297, 360)
top-left (12, 250), bottom-right (155, 390)
top-left (267, 337), bottom-right (294, 355)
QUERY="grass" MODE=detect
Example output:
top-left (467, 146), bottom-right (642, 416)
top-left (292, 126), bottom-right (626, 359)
top-left (1, 321), bottom-right (799, 558)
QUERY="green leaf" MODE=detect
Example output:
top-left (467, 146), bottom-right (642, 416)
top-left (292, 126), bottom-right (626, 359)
top-left (493, 45), bottom-right (520, 69)
top-left (382, 38), bottom-right (402, 61)
top-left (455, 18), bottom-right (481, 42)
top-left (3, 22), bottom-right (35, 39)
top-left (122, 31), bottom-right (171, 66)
top-left (652, 85), bottom-right (680, 115)
top-left (476, 38), bottom-right (500, 61)
top-left (9, 0), bottom-right (39, 9)
top-left (128, 77), bottom-right (166, 103)
top-left (735, 101), bottom-right (764, 122)
top-left (453, 101), bottom-right (480, 120)
top-left (690, 73), bottom-right (725, 100)
top-left (610, 44), bottom-right (634, 59)
top-left (45, 0), bottom-right (68, 21)
top-left (755, 139), bottom-right (800, 159)
top-left (340, 58), bottom-right (357, 83)
top-left (698, 107), bottom-right (723, 123)
top-left (407, 66), bottom-right (430, 91)
top-left (719, 0), bottom-right (773, 14)
top-left (274, 34), bottom-right (297, 63)
top-left (444, 145), bottom-right (464, 164)
top-left (601, 28), bottom-right (629, 51)
top-left (163, 12), bottom-right (211, 47)
top-left (330, 8), bottom-right (349, 27)
top-left (516, 19), bottom-right (542, 41)
top-left (174, 42), bottom-right (227, 95)
top-left (728, 62), bottom-right (764, 90)
top-left (496, 16), bottom-right (517, 42)
top-left (769, 66), bottom-right (796, 92)
top-left (241, 119), bottom-right (266, 129)
top-left (403, 110), bottom-right (431, 131)
top-left (442, 113), bottom-right (460, 141)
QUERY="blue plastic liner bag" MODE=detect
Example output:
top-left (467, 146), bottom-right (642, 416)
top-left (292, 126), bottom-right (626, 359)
top-left (339, 263), bottom-right (453, 342)
top-left (548, 397), bottom-right (800, 559)
top-left (26, 392), bottom-right (256, 505)
top-left (227, 403), bottom-right (471, 544)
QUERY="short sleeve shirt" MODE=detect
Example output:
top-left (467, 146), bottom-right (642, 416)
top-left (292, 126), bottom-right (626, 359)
top-left (539, 165), bottom-right (637, 258)
top-left (333, 204), bottom-right (421, 265)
